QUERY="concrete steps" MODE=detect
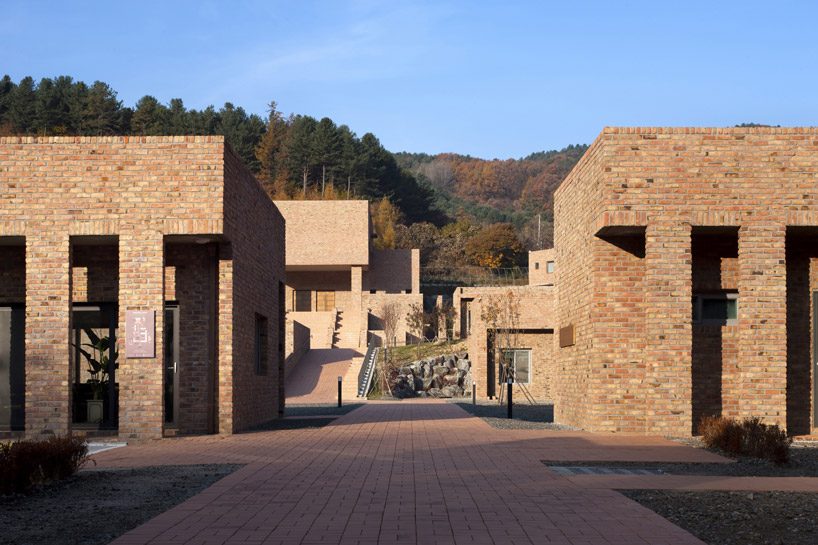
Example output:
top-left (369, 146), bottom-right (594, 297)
top-left (332, 310), bottom-right (362, 350)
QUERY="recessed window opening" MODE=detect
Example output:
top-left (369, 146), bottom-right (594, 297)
top-left (693, 293), bottom-right (738, 325)
top-left (255, 313), bottom-right (269, 375)
top-left (500, 348), bottom-right (531, 384)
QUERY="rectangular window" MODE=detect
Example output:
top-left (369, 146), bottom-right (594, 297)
top-left (546, 261), bottom-right (555, 273)
top-left (293, 290), bottom-right (311, 312)
top-left (315, 290), bottom-right (335, 312)
top-left (534, 262), bottom-right (540, 270)
top-left (255, 313), bottom-right (269, 375)
top-left (500, 349), bottom-right (531, 384)
top-left (693, 293), bottom-right (738, 325)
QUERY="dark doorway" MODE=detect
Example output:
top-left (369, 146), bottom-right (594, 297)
top-left (164, 305), bottom-right (180, 426)
top-left (813, 292), bottom-right (818, 430)
top-left (0, 305), bottom-right (25, 431)
top-left (691, 229), bottom-right (738, 433)
top-left (486, 330), bottom-right (496, 398)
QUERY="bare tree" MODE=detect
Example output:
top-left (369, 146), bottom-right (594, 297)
top-left (378, 302), bottom-right (401, 395)
top-left (480, 290), bottom-right (522, 403)
top-left (406, 303), bottom-right (426, 358)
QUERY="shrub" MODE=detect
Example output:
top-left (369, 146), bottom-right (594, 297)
top-left (698, 415), bottom-right (792, 464)
top-left (0, 436), bottom-right (89, 495)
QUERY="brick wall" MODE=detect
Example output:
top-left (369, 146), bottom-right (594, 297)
top-left (223, 146), bottom-right (286, 432)
top-left (71, 244), bottom-right (118, 303)
top-left (0, 136), bottom-right (285, 438)
top-left (528, 249), bottom-right (555, 286)
top-left (364, 292), bottom-right (423, 346)
top-left (365, 249), bottom-right (420, 293)
top-left (553, 137), bottom-right (606, 431)
top-left (274, 200), bottom-right (369, 267)
top-left (461, 285), bottom-right (555, 400)
top-left (555, 127), bottom-right (818, 434)
top-left (166, 244), bottom-right (217, 435)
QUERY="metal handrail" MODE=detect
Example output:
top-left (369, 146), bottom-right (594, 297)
top-left (357, 341), bottom-right (379, 398)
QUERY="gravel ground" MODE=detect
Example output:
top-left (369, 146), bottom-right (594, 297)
top-left (622, 489), bottom-right (818, 545)
top-left (0, 464), bottom-right (239, 545)
top-left (451, 401), bottom-right (578, 430)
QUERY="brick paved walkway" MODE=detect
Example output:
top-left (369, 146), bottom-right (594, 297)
top-left (95, 401), bottom-right (724, 545)
top-left (286, 349), bottom-right (361, 404)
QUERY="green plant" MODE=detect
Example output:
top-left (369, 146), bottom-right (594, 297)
top-left (0, 436), bottom-right (89, 495)
top-left (698, 415), bottom-right (792, 465)
top-left (74, 328), bottom-right (118, 400)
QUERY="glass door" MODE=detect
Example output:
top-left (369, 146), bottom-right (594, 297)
top-left (164, 305), bottom-right (180, 426)
top-left (0, 305), bottom-right (24, 431)
top-left (71, 303), bottom-right (118, 429)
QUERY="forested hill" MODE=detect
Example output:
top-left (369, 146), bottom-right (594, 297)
top-left (394, 146), bottom-right (587, 247)
top-left (0, 74), bottom-right (587, 266)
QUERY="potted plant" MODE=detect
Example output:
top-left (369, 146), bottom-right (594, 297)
top-left (74, 329), bottom-right (118, 424)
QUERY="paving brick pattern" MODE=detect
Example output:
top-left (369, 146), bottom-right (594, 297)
top-left (96, 401), bottom-right (714, 545)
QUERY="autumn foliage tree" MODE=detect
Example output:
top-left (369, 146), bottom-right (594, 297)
top-left (371, 197), bottom-right (402, 250)
top-left (464, 223), bottom-right (524, 268)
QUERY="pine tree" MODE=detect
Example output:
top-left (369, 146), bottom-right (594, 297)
top-left (283, 115), bottom-right (319, 194)
top-left (131, 95), bottom-right (169, 135)
top-left (7, 76), bottom-right (36, 133)
top-left (167, 98), bottom-right (190, 134)
top-left (83, 81), bottom-right (123, 135)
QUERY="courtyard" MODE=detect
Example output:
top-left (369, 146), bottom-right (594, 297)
top-left (7, 401), bottom-right (818, 545)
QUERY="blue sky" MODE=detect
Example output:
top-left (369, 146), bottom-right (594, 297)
top-left (2, 0), bottom-right (817, 158)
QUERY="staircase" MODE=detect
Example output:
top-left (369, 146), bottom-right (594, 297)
top-left (332, 310), bottom-right (362, 349)
top-left (356, 343), bottom-right (379, 398)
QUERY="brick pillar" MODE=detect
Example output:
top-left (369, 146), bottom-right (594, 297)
top-left (25, 234), bottom-right (71, 436)
top-left (736, 222), bottom-right (787, 426)
top-left (351, 265), bottom-right (364, 347)
top-left (217, 246), bottom-right (234, 434)
top-left (645, 222), bottom-right (693, 435)
top-left (411, 249), bottom-right (420, 294)
top-left (118, 230), bottom-right (164, 440)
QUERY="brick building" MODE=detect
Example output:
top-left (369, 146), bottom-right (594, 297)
top-left (453, 251), bottom-right (556, 402)
top-left (275, 200), bottom-right (421, 360)
top-left (555, 127), bottom-right (818, 436)
top-left (0, 136), bottom-right (285, 440)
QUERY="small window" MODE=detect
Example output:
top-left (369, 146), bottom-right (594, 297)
top-left (255, 313), bottom-right (269, 375)
top-left (500, 349), bottom-right (531, 384)
top-left (534, 262), bottom-right (540, 270)
top-left (315, 290), bottom-right (335, 312)
top-left (693, 293), bottom-right (737, 325)
top-left (546, 261), bottom-right (555, 273)
top-left (293, 290), bottom-right (311, 312)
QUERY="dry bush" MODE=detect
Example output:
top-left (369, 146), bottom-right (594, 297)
top-left (698, 415), bottom-right (791, 465)
top-left (0, 436), bottom-right (89, 494)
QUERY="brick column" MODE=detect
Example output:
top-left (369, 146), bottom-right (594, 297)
top-left (645, 222), bottom-right (693, 435)
top-left (351, 265), bottom-right (364, 347)
top-left (411, 249), bottom-right (420, 294)
top-left (736, 222), bottom-right (787, 426)
top-left (118, 230), bottom-right (164, 440)
top-left (25, 234), bottom-right (72, 436)
top-left (217, 248), bottom-right (234, 434)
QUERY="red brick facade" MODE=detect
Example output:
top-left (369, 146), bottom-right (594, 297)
top-left (0, 136), bottom-right (285, 439)
top-left (555, 127), bottom-right (818, 435)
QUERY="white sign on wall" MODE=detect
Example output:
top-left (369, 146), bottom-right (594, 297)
top-left (125, 310), bottom-right (155, 358)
